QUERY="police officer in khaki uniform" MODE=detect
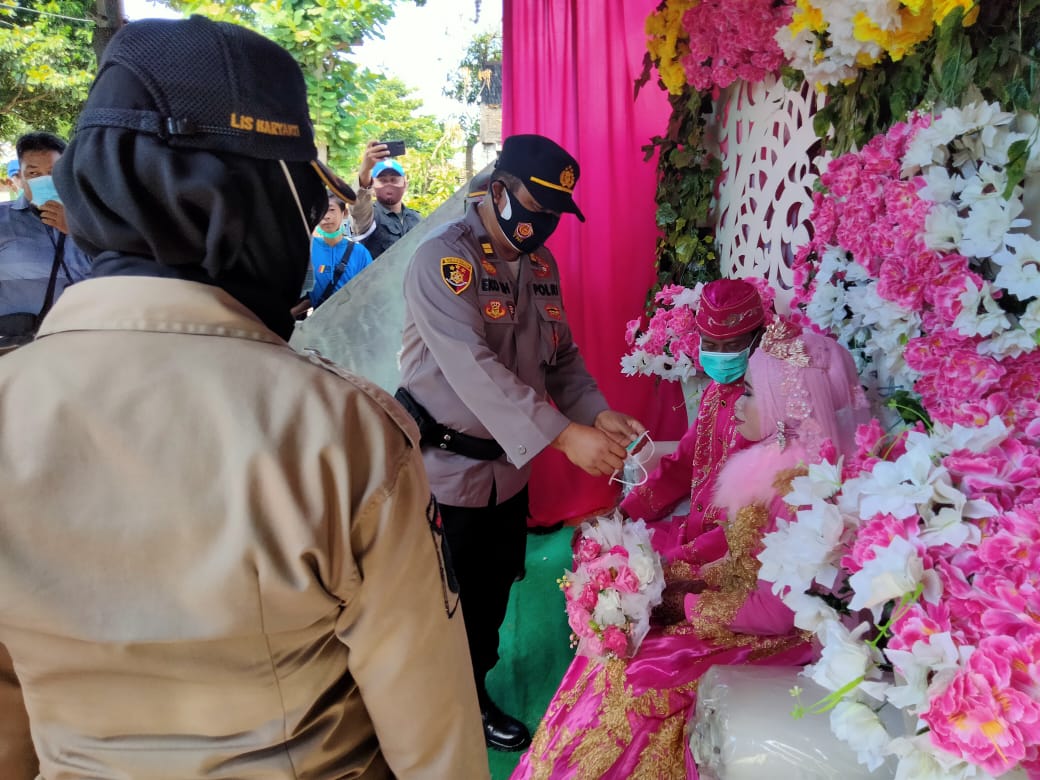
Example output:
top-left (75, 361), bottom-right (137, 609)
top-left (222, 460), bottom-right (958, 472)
top-left (0, 17), bottom-right (488, 780)
top-left (397, 134), bottom-right (645, 751)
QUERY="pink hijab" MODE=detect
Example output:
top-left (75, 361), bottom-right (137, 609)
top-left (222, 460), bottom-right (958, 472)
top-left (743, 321), bottom-right (867, 460)
top-left (713, 322), bottom-right (869, 518)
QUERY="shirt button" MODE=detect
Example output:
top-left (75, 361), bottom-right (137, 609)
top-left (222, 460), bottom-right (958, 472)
top-left (695, 503), bottom-right (703, 511)
top-left (516, 445), bottom-right (527, 456)
top-left (721, 400), bottom-right (727, 406)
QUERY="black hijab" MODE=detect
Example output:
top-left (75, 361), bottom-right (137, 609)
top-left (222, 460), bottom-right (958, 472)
top-left (54, 63), bottom-right (327, 340)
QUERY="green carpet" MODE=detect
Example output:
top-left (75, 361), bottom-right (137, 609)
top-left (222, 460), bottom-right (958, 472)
top-left (485, 527), bottom-right (575, 779)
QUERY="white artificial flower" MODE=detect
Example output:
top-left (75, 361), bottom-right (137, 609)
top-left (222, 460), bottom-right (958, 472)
top-left (592, 588), bottom-right (626, 628)
top-left (929, 417), bottom-right (1008, 454)
top-left (977, 326), bottom-right (1037, 359)
top-left (958, 162), bottom-right (1009, 204)
top-left (923, 202), bottom-right (962, 250)
top-left (992, 232), bottom-right (1040, 300)
top-left (884, 631), bottom-right (960, 711)
top-left (783, 458), bottom-right (844, 505)
top-left (805, 619), bottom-right (881, 693)
top-left (830, 700), bottom-right (893, 771)
top-left (848, 535), bottom-right (925, 613)
top-left (916, 165), bottom-right (959, 203)
top-left (849, 445), bottom-right (937, 520)
top-left (758, 499), bottom-right (847, 594)
top-left (806, 281), bottom-right (847, 332)
top-left (889, 733), bottom-right (997, 780)
top-left (954, 278), bottom-right (1011, 337)
top-left (783, 588), bottom-right (839, 632)
top-left (620, 350), bottom-right (653, 377)
top-left (959, 196), bottom-right (1025, 258)
top-left (670, 283), bottom-right (703, 310)
top-left (1019, 297), bottom-right (1040, 334)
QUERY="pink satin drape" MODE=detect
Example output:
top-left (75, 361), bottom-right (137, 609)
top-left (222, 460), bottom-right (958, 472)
top-left (502, 0), bottom-right (688, 524)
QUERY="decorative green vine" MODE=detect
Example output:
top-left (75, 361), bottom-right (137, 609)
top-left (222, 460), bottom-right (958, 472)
top-left (640, 85), bottom-right (722, 311)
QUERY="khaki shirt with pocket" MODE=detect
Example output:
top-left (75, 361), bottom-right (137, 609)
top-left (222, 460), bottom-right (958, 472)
top-left (0, 277), bottom-right (488, 780)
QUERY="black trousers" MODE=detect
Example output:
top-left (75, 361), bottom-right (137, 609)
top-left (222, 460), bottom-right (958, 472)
top-left (438, 485), bottom-right (528, 688)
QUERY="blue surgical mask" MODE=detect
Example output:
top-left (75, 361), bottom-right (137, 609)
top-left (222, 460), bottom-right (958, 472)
top-left (27, 174), bottom-right (61, 206)
top-left (699, 346), bottom-right (750, 384)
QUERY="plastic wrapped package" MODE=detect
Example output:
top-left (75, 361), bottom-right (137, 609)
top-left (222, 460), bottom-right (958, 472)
top-left (689, 665), bottom-right (903, 780)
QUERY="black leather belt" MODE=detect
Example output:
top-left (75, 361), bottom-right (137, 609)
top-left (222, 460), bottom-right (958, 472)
top-left (394, 388), bottom-right (505, 461)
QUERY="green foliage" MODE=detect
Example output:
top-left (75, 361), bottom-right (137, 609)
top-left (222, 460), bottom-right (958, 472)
top-left (348, 76), bottom-right (465, 215)
top-left (165, 0), bottom-right (467, 214)
top-left (641, 85), bottom-right (722, 311)
top-left (166, 0), bottom-right (415, 171)
top-left (444, 30), bottom-right (501, 106)
top-left (805, 1), bottom-right (1040, 154)
top-left (0, 0), bottom-right (96, 140)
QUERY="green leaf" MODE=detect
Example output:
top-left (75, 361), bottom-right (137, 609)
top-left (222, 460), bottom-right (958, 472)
top-left (1004, 138), bottom-right (1031, 199)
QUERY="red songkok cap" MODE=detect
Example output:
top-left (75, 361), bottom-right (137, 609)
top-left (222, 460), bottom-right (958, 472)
top-left (695, 279), bottom-right (765, 339)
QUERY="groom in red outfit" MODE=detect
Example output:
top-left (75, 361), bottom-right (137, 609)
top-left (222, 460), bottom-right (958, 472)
top-left (620, 279), bottom-right (766, 566)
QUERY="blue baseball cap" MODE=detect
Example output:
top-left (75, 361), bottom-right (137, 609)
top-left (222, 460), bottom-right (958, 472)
top-left (372, 159), bottom-right (405, 179)
top-left (6, 160), bottom-right (18, 177)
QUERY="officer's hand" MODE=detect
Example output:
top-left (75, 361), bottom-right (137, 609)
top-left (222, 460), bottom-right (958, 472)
top-left (359, 140), bottom-right (390, 188)
top-left (39, 201), bottom-right (69, 234)
top-left (551, 422), bottom-right (627, 477)
top-left (594, 410), bottom-right (646, 449)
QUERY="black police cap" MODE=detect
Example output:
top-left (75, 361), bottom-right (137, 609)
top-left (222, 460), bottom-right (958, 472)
top-left (495, 134), bottom-right (585, 222)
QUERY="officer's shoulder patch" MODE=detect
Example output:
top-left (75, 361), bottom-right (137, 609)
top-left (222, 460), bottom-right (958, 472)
top-left (440, 256), bottom-right (473, 295)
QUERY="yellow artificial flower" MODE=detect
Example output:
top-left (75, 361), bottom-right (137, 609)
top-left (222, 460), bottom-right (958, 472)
top-left (933, 0), bottom-right (980, 26)
top-left (886, 5), bottom-right (936, 60)
top-left (789, 0), bottom-right (826, 35)
top-left (901, 0), bottom-right (928, 13)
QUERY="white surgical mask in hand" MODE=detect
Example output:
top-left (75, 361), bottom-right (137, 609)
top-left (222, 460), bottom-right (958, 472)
top-left (609, 432), bottom-right (655, 489)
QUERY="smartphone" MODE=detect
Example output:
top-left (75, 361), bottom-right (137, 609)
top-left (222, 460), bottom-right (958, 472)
top-left (381, 140), bottom-right (406, 157)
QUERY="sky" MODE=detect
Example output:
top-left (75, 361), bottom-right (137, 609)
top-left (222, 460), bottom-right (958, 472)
top-left (121, 0), bottom-right (503, 120)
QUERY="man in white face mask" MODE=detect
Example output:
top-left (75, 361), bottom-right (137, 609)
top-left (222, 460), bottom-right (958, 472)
top-left (396, 133), bottom-right (646, 751)
top-left (619, 279), bottom-right (767, 568)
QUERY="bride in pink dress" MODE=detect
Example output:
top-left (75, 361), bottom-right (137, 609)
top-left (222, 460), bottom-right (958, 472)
top-left (512, 321), bottom-right (869, 779)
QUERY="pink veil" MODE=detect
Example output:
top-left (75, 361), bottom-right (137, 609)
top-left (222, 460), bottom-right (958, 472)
top-left (745, 321), bottom-right (869, 462)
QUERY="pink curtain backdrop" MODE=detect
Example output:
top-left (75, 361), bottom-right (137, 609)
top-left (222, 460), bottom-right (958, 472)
top-left (502, 0), bottom-right (688, 525)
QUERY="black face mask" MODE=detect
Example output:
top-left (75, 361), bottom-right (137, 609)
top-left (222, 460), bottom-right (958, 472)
top-left (491, 179), bottom-right (560, 254)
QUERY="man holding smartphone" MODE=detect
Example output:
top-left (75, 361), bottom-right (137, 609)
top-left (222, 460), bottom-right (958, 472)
top-left (350, 139), bottom-right (422, 259)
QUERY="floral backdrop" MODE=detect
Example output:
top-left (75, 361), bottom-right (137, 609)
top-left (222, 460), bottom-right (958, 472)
top-left (635, 0), bottom-right (1040, 777)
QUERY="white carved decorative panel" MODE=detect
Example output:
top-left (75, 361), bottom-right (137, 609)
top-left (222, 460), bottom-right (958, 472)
top-left (712, 75), bottom-right (826, 314)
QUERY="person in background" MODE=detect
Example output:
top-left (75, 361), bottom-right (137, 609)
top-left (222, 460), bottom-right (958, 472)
top-left (0, 16), bottom-right (488, 780)
top-left (351, 141), bottom-right (421, 258)
top-left (2, 160), bottom-right (22, 200)
top-left (396, 133), bottom-right (645, 752)
top-left (307, 192), bottom-right (374, 309)
top-left (0, 133), bottom-right (92, 350)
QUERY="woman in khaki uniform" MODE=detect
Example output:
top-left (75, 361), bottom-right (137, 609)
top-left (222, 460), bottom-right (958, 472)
top-left (0, 18), bottom-right (488, 780)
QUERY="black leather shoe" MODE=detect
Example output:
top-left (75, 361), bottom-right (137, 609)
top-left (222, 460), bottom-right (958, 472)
top-left (482, 698), bottom-right (532, 752)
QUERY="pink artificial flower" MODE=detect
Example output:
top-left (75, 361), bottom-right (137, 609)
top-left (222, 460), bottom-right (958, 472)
top-left (624, 318), bottom-right (643, 347)
top-left (944, 438), bottom-right (1040, 512)
top-left (655, 284), bottom-right (687, 306)
top-left (591, 567), bottom-right (614, 591)
top-left (887, 601), bottom-right (953, 655)
top-left (841, 513), bottom-right (921, 574)
top-left (566, 600), bottom-right (595, 639)
top-left (602, 624), bottom-right (630, 657)
top-left (614, 565), bottom-right (641, 594)
top-left (607, 545), bottom-right (629, 559)
top-left (577, 583), bottom-right (600, 611)
top-left (575, 536), bottom-right (603, 564)
top-left (583, 633), bottom-right (606, 659)
top-left (925, 636), bottom-right (1040, 776)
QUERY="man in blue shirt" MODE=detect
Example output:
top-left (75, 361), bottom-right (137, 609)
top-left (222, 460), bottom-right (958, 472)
top-left (307, 192), bottom-right (374, 309)
top-left (0, 133), bottom-right (92, 349)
